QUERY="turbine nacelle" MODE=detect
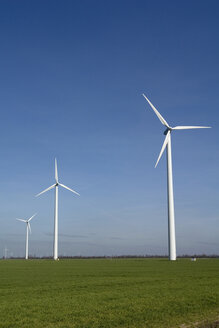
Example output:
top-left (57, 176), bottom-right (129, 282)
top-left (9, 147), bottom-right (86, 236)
top-left (164, 128), bottom-right (171, 135)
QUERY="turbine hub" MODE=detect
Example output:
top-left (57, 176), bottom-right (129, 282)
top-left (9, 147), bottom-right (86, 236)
top-left (164, 128), bottom-right (170, 135)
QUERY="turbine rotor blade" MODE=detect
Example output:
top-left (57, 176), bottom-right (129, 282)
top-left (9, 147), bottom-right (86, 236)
top-left (142, 94), bottom-right (170, 128)
top-left (16, 219), bottom-right (26, 223)
top-left (172, 126), bottom-right (211, 130)
top-left (35, 184), bottom-right (56, 197)
top-left (28, 222), bottom-right (31, 234)
top-left (59, 183), bottom-right (80, 196)
top-left (155, 130), bottom-right (170, 168)
top-left (28, 213), bottom-right (37, 222)
top-left (55, 158), bottom-right (58, 183)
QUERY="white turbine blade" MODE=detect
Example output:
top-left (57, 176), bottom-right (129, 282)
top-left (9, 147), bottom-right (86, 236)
top-left (28, 222), bottom-right (31, 234)
top-left (16, 219), bottom-right (26, 223)
top-left (142, 94), bottom-right (170, 128)
top-left (172, 126), bottom-right (211, 130)
top-left (59, 183), bottom-right (80, 196)
top-left (55, 158), bottom-right (58, 183)
top-left (28, 213), bottom-right (37, 222)
top-left (155, 130), bottom-right (170, 168)
top-left (35, 184), bottom-right (56, 197)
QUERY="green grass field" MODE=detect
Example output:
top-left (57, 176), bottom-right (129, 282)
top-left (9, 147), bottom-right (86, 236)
top-left (0, 258), bottom-right (218, 328)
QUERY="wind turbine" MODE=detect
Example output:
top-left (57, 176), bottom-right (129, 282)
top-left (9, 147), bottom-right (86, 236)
top-left (16, 213), bottom-right (37, 260)
top-left (36, 159), bottom-right (79, 260)
top-left (4, 246), bottom-right (9, 259)
top-left (142, 94), bottom-right (210, 261)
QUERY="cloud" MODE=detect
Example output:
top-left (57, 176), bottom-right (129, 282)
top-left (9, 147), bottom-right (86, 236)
top-left (44, 232), bottom-right (88, 239)
top-left (198, 241), bottom-right (219, 246)
top-left (109, 236), bottom-right (123, 240)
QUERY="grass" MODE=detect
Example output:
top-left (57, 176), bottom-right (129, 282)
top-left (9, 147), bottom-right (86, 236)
top-left (0, 258), bottom-right (218, 328)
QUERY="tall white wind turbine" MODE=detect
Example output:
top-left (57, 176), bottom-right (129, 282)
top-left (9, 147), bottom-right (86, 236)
top-left (16, 213), bottom-right (37, 260)
top-left (142, 94), bottom-right (211, 261)
top-left (36, 159), bottom-right (80, 260)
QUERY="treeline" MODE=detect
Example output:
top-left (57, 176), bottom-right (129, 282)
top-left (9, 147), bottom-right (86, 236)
top-left (3, 254), bottom-right (219, 259)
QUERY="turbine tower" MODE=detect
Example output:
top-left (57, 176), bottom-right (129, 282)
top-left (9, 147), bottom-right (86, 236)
top-left (142, 94), bottom-right (210, 261)
top-left (16, 214), bottom-right (37, 260)
top-left (36, 159), bottom-right (79, 260)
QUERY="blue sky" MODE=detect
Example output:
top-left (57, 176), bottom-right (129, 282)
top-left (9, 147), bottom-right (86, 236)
top-left (0, 0), bottom-right (218, 257)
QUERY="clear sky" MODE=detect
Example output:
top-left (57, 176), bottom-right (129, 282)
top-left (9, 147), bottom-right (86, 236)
top-left (0, 0), bottom-right (218, 257)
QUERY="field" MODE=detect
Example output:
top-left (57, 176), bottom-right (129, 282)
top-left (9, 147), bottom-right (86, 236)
top-left (0, 258), bottom-right (218, 328)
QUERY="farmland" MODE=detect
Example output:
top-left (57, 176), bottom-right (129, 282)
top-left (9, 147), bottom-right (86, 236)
top-left (0, 258), bottom-right (218, 328)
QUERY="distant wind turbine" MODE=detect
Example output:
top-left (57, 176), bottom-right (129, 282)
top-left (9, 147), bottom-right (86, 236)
top-left (142, 94), bottom-right (211, 261)
top-left (4, 246), bottom-right (9, 259)
top-left (36, 159), bottom-right (80, 260)
top-left (16, 213), bottom-right (37, 260)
